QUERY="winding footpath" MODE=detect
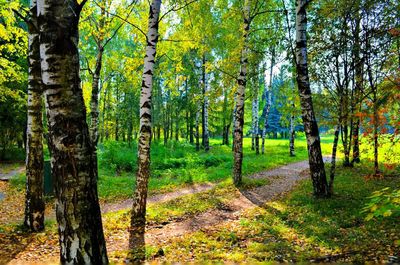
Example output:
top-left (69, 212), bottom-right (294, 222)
top-left (7, 159), bottom-right (323, 264)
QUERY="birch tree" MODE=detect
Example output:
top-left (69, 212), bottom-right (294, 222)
top-left (201, 54), bottom-right (210, 151)
top-left (261, 49), bottom-right (275, 154)
top-left (24, 0), bottom-right (44, 232)
top-left (294, 0), bottom-right (328, 197)
top-left (233, 0), bottom-right (251, 185)
top-left (129, 0), bottom-right (161, 261)
top-left (37, 0), bottom-right (108, 263)
top-left (251, 65), bottom-right (260, 154)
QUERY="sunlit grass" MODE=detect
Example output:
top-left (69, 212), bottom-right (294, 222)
top-left (97, 136), bottom-right (333, 201)
top-left (152, 163), bottom-right (400, 263)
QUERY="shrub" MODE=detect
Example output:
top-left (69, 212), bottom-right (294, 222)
top-left (203, 155), bottom-right (230, 167)
top-left (363, 187), bottom-right (400, 220)
top-left (98, 141), bottom-right (137, 172)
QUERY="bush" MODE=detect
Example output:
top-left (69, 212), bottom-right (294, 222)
top-left (363, 187), bottom-right (400, 220)
top-left (203, 155), bottom-right (230, 167)
top-left (154, 158), bottom-right (187, 170)
top-left (0, 147), bottom-right (25, 161)
top-left (98, 141), bottom-right (137, 172)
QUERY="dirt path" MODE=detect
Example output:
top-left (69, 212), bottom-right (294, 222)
top-left (115, 160), bottom-right (314, 249)
top-left (101, 183), bottom-right (216, 213)
top-left (7, 159), bottom-right (321, 264)
top-left (0, 166), bottom-right (24, 181)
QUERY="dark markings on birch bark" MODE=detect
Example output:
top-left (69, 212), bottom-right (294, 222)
top-left (89, 48), bottom-right (103, 146)
top-left (233, 0), bottom-right (250, 186)
top-left (129, 0), bottom-right (161, 261)
top-left (289, 113), bottom-right (295, 156)
top-left (251, 69), bottom-right (259, 155)
top-left (201, 54), bottom-right (210, 151)
top-left (37, 0), bottom-right (108, 263)
top-left (329, 124), bottom-right (340, 195)
top-left (295, 0), bottom-right (328, 197)
top-left (25, 0), bottom-right (45, 232)
top-left (195, 104), bottom-right (200, 151)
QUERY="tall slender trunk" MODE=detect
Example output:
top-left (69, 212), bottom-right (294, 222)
top-left (115, 86), bottom-right (120, 141)
top-left (289, 113), bottom-right (295, 156)
top-left (100, 84), bottom-right (108, 143)
top-left (352, 15), bottom-right (362, 164)
top-left (232, 95), bottom-right (236, 151)
top-left (129, 0), bottom-right (161, 261)
top-left (255, 133), bottom-right (259, 155)
top-left (186, 111), bottom-right (189, 140)
top-left (295, 0), bottom-right (328, 197)
top-left (262, 47), bottom-right (275, 154)
top-left (175, 109), bottom-right (179, 141)
top-left (195, 103), bottom-right (200, 151)
top-left (233, 0), bottom-right (250, 186)
top-left (341, 84), bottom-right (351, 166)
top-left (329, 123), bottom-right (340, 195)
top-left (89, 48), bottom-right (103, 146)
top-left (25, 0), bottom-right (44, 232)
top-left (185, 80), bottom-right (189, 141)
top-left (202, 54), bottom-right (210, 151)
top-left (189, 112), bottom-right (194, 144)
top-left (128, 115), bottom-right (133, 147)
top-left (222, 88), bottom-right (229, 145)
top-left (373, 89), bottom-right (379, 176)
top-left (252, 73), bottom-right (259, 154)
top-left (169, 110), bottom-right (173, 139)
top-left (37, 0), bottom-right (108, 263)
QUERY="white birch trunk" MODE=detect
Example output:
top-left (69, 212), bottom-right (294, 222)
top-left (295, 0), bottom-right (328, 197)
top-left (37, 0), bottom-right (109, 263)
top-left (233, 0), bottom-right (251, 185)
top-left (24, 0), bottom-right (45, 232)
top-left (129, 0), bottom-right (161, 261)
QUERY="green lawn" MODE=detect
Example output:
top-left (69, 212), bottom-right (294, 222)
top-left (10, 134), bottom-right (399, 203)
top-left (3, 135), bottom-right (400, 263)
top-left (144, 163), bottom-right (400, 263)
top-left (97, 136), bottom-right (333, 201)
top-left (8, 136), bottom-right (332, 202)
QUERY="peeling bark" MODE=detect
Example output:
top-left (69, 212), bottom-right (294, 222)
top-left (24, 0), bottom-right (44, 232)
top-left (89, 48), bottom-right (103, 146)
top-left (233, 0), bottom-right (250, 186)
top-left (129, 0), bottom-right (161, 261)
top-left (37, 0), bottom-right (109, 263)
top-left (295, 0), bottom-right (328, 197)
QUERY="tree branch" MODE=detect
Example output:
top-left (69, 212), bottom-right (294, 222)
top-left (214, 66), bottom-right (238, 81)
top-left (159, 0), bottom-right (198, 22)
top-left (92, 0), bottom-right (147, 39)
top-left (12, 9), bottom-right (36, 32)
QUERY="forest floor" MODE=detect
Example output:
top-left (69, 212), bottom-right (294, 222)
top-left (2, 157), bottom-right (399, 264)
top-left (0, 163), bottom-right (24, 181)
top-left (1, 159), bottom-right (314, 264)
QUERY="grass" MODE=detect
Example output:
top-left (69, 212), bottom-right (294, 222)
top-left (147, 163), bottom-right (400, 263)
top-left (0, 162), bottom-right (23, 175)
top-left (2, 135), bottom-right (400, 263)
top-left (103, 177), bottom-right (269, 232)
top-left (97, 136), bottom-right (333, 201)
